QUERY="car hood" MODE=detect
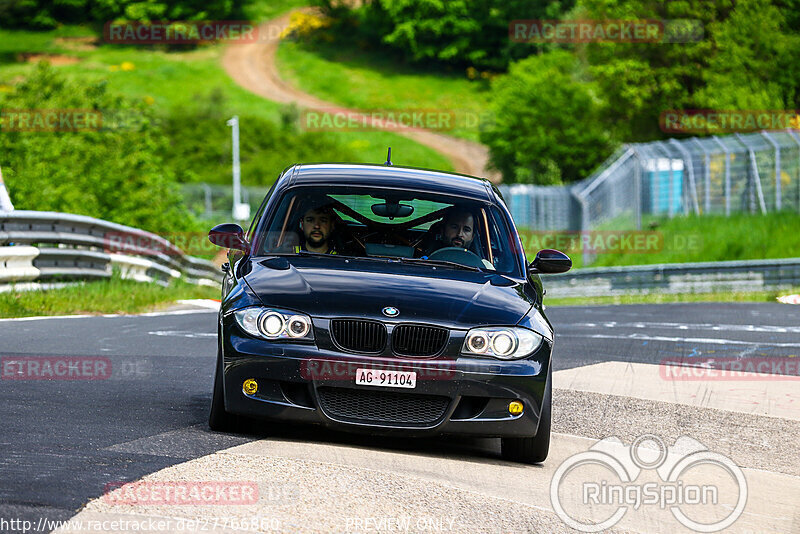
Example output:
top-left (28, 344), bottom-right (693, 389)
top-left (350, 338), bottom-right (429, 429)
top-left (243, 256), bottom-right (533, 328)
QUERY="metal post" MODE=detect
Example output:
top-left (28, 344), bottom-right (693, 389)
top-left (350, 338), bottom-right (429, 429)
top-left (761, 131), bottom-right (781, 210)
top-left (227, 116), bottom-right (248, 221)
top-left (735, 133), bottom-right (767, 214)
top-left (786, 129), bottom-right (800, 212)
top-left (691, 138), bottom-right (711, 212)
top-left (203, 183), bottom-right (212, 219)
top-left (711, 136), bottom-right (731, 216)
top-left (632, 148), bottom-right (642, 230)
top-left (572, 190), bottom-right (591, 267)
top-left (669, 138), bottom-right (700, 215)
top-left (0, 166), bottom-right (14, 212)
top-left (655, 142), bottom-right (677, 217)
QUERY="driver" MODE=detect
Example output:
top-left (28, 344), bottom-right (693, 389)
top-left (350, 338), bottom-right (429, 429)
top-left (422, 207), bottom-right (476, 256)
top-left (295, 204), bottom-right (338, 254)
top-left (441, 208), bottom-right (475, 249)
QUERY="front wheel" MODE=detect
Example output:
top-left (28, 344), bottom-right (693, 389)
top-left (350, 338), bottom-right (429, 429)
top-left (501, 367), bottom-right (551, 463)
top-left (208, 347), bottom-right (240, 432)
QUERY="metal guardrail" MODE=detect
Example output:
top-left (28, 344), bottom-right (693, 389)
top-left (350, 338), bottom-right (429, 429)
top-left (0, 211), bottom-right (221, 289)
top-left (545, 258), bottom-right (800, 297)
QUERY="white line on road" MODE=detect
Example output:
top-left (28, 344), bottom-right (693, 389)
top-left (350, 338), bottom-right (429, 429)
top-left (147, 330), bottom-right (216, 338)
top-left (0, 308), bottom-right (217, 323)
top-left (563, 333), bottom-right (800, 348)
top-left (567, 321), bottom-right (800, 333)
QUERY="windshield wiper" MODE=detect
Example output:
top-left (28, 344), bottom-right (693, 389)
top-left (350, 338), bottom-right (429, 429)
top-left (398, 257), bottom-right (482, 272)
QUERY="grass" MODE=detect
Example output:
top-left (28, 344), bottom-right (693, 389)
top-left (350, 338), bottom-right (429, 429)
top-left (0, 275), bottom-right (219, 318)
top-left (545, 287), bottom-right (800, 307)
top-left (521, 212), bottom-right (800, 270)
top-left (241, 0), bottom-right (310, 22)
top-left (0, 28), bottom-right (453, 175)
top-left (276, 39), bottom-right (492, 142)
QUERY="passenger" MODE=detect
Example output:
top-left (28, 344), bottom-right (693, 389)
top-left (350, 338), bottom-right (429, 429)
top-left (295, 204), bottom-right (338, 254)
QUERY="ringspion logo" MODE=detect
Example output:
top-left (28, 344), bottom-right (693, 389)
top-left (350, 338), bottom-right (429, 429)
top-left (551, 434), bottom-right (747, 532)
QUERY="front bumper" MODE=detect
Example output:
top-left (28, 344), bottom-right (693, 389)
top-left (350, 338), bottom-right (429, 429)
top-left (220, 318), bottom-right (552, 438)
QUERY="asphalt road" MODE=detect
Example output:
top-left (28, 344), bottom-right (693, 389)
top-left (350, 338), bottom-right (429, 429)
top-left (1, 302), bottom-right (798, 533)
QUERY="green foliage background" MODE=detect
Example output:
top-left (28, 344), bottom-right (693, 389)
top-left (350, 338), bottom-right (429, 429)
top-left (0, 63), bottom-right (199, 234)
top-left (314, 0), bottom-right (800, 185)
top-left (0, 0), bottom-right (240, 29)
top-left (0, 64), bottom-right (355, 235)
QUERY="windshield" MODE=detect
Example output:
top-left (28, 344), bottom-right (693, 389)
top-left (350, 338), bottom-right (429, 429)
top-left (253, 186), bottom-right (523, 276)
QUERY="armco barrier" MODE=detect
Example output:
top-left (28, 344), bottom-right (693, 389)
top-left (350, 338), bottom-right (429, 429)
top-left (0, 211), bottom-right (221, 289)
top-left (545, 257), bottom-right (800, 297)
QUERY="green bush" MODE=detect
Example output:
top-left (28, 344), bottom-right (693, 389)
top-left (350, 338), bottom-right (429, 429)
top-left (0, 63), bottom-right (200, 234)
top-left (0, 0), bottom-right (238, 29)
top-left (316, 0), bottom-right (575, 71)
top-left (484, 0), bottom-right (800, 183)
top-left (480, 50), bottom-right (614, 184)
top-left (163, 92), bottom-right (356, 186)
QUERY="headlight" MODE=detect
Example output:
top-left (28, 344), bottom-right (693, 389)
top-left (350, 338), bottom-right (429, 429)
top-left (462, 327), bottom-right (542, 360)
top-left (234, 307), bottom-right (314, 341)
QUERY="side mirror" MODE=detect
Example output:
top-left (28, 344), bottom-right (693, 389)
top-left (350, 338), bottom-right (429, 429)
top-left (528, 249), bottom-right (571, 274)
top-left (208, 223), bottom-right (249, 252)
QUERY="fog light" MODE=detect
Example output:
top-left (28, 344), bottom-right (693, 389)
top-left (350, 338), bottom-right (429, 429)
top-left (508, 401), bottom-right (523, 415)
top-left (243, 378), bottom-right (258, 395)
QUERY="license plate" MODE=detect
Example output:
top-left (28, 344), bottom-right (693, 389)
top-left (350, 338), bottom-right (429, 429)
top-left (355, 368), bottom-right (416, 389)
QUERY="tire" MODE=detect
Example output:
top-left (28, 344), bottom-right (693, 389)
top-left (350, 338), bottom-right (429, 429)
top-left (501, 367), bottom-right (552, 464)
top-left (208, 346), bottom-right (240, 432)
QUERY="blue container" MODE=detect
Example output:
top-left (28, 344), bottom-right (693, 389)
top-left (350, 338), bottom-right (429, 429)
top-left (645, 159), bottom-right (683, 214)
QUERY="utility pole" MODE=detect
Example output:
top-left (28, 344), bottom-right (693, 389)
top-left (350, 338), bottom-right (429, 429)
top-left (226, 116), bottom-right (249, 221)
top-left (0, 165), bottom-right (14, 212)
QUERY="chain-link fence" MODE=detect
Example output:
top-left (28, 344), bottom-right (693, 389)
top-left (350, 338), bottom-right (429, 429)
top-left (498, 130), bottom-right (800, 264)
top-left (184, 130), bottom-right (800, 263)
top-left (181, 183), bottom-right (270, 223)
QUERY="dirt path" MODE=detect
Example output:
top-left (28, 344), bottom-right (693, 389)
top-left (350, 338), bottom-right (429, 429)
top-left (221, 11), bottom-right (499, 181)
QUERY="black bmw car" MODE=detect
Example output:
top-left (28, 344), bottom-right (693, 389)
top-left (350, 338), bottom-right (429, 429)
top-left (207, 163), bottom-right (571, 463)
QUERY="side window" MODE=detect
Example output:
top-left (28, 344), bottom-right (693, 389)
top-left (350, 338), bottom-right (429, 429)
top-left (247, 182), bottom-right (277, 244)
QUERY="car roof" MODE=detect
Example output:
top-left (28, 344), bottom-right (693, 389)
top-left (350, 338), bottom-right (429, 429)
top-left (283, 163), bottom-right (494, 201)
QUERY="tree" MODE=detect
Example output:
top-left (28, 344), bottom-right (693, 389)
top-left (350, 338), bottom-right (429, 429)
top-left (480, 50), bottom-right (614, 184)
top-left (0, 63), bottom-right (199, 234)
top-left (319, 0), bottom-right (575, 70)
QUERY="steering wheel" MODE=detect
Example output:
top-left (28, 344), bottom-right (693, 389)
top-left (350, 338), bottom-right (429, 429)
top-left (427, 247), bottom-right (485, 269)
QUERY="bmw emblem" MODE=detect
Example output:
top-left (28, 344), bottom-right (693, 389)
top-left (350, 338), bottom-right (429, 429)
top-left (382, 307), bottom-right (399, 317)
